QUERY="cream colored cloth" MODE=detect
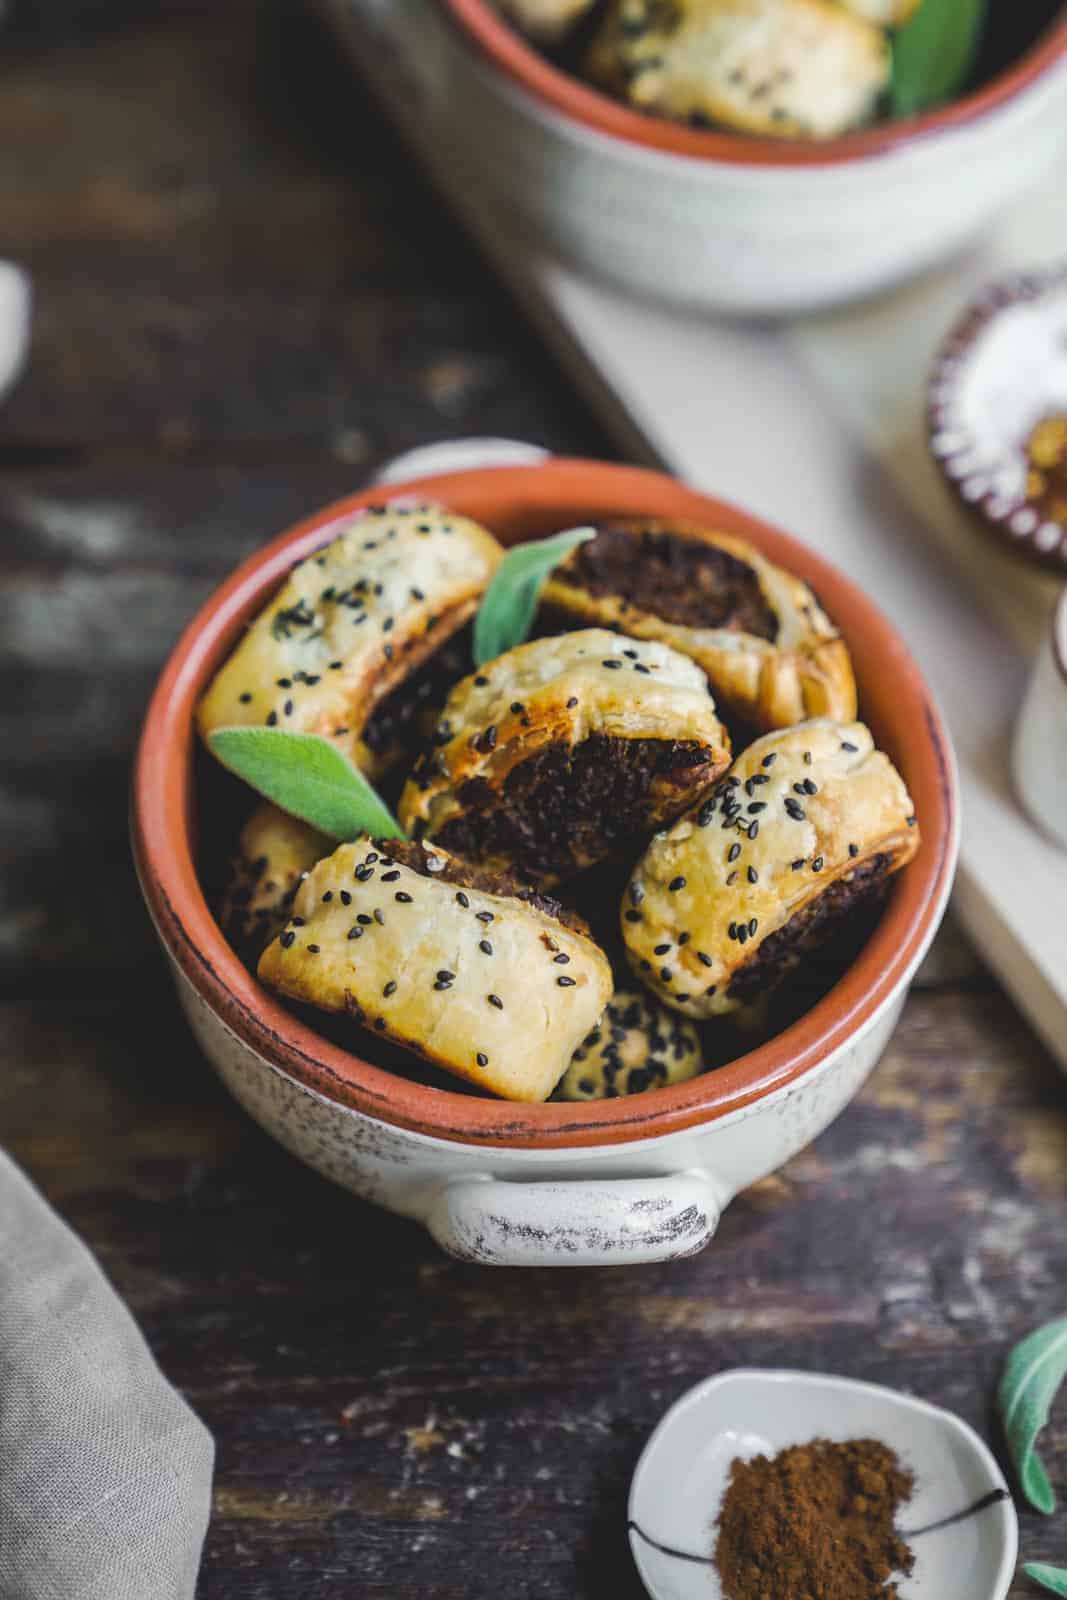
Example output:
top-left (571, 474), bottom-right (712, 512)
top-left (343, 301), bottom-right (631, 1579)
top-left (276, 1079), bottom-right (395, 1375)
top-left (0, 1151), bottom-right (214, 1600)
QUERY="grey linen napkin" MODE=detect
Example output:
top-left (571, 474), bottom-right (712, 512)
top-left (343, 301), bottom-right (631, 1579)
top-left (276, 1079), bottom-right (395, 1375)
top-left (0, 1151), bottom-right (214, 1600)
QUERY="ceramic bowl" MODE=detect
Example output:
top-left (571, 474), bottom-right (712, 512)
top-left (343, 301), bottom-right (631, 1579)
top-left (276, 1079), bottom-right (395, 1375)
top-left (628, 1369), bottom-right (1017, 1600)
top-left (1014, 586), bottom-right (1067, 849)
top-left (426, 0), bottom-right (1067, 314)
top-left (132, 457), bottom-right (958, 1267)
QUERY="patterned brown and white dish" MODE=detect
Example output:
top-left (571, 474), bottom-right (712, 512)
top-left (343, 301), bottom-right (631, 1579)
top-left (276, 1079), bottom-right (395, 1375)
top-left (928, 265), bottom-right (1067, 572)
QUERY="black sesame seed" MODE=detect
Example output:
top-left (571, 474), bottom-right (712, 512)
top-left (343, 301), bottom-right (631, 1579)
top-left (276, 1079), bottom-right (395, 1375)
top-left (383, 643), bottom-right (393, 662)
top-left (395, 891), bottom-right (413, 903)
top-left (668, 876), bottom-right (686, 892)
top-left (747, 801), bottom-right (767, 814)
top-left (266, 711), bottom-right (277, 726)
top-left (456, 891), bottom-right (470, 908)
top-left (802, 778), bottom-right (818, 795)
top-left (557, 975), bottom-right (576, 987)
top-left (411, 587), bottom-right (425, 601)
top-left (383, 981), bottom-right (397, 997)
top-left (277, 677), bottom-right (292, 688)
top-left (307, 944), bottom-right (320, 954)
top-left (625, 910), bottom-right (642, 923)
top-left (476, 911), bottom-right (494, 924)
top-left (374, 908), bottom-right (385, 925)
top-left (322, 891), bottom-right (333, 902)
top-left (705, 983), bottom-right (718, 996)
top-left (239, 692), bottom-right (252, 704)
top-left (784, 799), bottom-right (806, 822)
top-left (330, 660), bottom-right (342, 670)
top-left (812, 856), bottom-right (824, 872)
top-left (748, 821), bottom-right (760, 839)
top-left (510, 701), bottom-right (524, 714)
top-left (340, 890), bottom-right (352, 906)
top-left (728, 842), bottom-right (741, 862)
top-left (357, 913), bottom-right (372, 925)
top-left (566, 696), bottom-right (579, 709)
top-left (804, 751), bottom-right (813, 765)
top-left (374, 1018), bottom-right (387, 1032)
top-left (748, 918), bottom-right (757, 936)
top-left (554, 953), bottom-right (570, 964)
top-left (433, 979), bottom-right (451, 991)
top-left (476, 1052), bottom-right (488, 1068)
top-left (602, 659), bottom-right (622, 669)
top-left (841, 740), bottom-right (858, 753)
top-left (678, 932), bottom-right (690, 946)
top-left (630, 882), bottom-right (645, 905)
top-left (437, 969), bottom-right (455, 982)
top-left (382, 617), bottom-right (394, 633)
top-left (474, 675), bottom-right (489, 687)
top-left (697, 951), bottom-right (713, 967)
top-left (347, 926), bottom-right (362, 940)
top-left (728, 922), bottom-right (738, 940)
top-left (791, 858), bottom-right (805, 871)
top-left (737, 925), bottom-right (748, 945)
top-left (488, 993), bottom-right (503, 1008)
top-left (654, 943), bottom-right (672, 956)
top-left (762, 752), bottom-right (777, 766)
top-left (659, 967), bottom-right (672, 982)
top-left (380, 870), bottom-right (401, 882)
top-left (479, 939), bottom-right (493, 955)
top-left (907, 815), bottom-right (917, 827)
top-left (633, 663), bottom-right (651, 674)
top-left (280, 931), bottom-right (295, 948)
top-left (698, 801), bottom-right (716, 827)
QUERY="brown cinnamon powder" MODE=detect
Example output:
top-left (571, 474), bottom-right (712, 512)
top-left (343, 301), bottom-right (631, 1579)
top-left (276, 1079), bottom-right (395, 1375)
top-left (714, 1437), bottom-right (916, 1600)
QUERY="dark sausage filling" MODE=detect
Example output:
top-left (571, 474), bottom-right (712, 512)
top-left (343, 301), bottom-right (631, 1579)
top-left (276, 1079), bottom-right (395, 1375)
top-left (556, 524), bottom-right (779, 639)
top-left (430, 732), bottom-right (717, 886)
top-left (362, 630), bottom-right (470, 758)
top-left (728, 853), bottom-right (891, 1003)
top-left (373, 837), bottom-right (588, 935)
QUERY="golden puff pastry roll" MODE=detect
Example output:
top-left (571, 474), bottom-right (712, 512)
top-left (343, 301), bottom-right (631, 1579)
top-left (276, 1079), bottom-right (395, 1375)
top-left (493, 0), bottom-right (597, 40)
top-left (258, 837), bottom-right (614, 1103)
top-left (220, 802), bottom-right (331, 955)
top-left (540, 519), bottom-right (856, 734)
top-left (586, 0), bottom-right (889, 141)
top-left (398, 628), bottom-right (731, 888)
top-left (555, 989), bottom-right (703, 1100)
top-left (621, 719), bottom-right (919, 1018)
top-left (197, 504), bottom-right (502, 778)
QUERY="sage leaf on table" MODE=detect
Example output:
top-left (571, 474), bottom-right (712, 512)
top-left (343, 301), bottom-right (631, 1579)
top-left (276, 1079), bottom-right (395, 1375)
top-left (998, 1316), bottom-right (1067, 1514)
top-left (889, 0), bottom-right (988, 116)
top-left (473, 525), bottom-right (595, 667)
top-left (208, 727), bottom-right (404, 841)
top-left (1026, 1565), bottom-right (1067, 1596)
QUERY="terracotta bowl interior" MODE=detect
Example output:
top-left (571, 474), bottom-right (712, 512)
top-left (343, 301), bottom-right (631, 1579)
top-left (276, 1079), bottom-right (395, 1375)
top-left (440, 0), bottom-right (1067, 168)
top-left (133, 459), bottom-right (957, 1150)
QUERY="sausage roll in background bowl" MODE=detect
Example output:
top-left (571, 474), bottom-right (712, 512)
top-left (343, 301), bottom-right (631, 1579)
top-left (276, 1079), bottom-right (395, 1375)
top-left (132, 459), bottom-right (957, 1266)
top-left (424, 0), bottom-right (1067, 312)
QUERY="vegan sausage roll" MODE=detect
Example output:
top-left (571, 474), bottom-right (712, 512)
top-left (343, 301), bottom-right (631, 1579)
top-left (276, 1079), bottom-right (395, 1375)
top-left (554, 989), bottom-right (704, 1100)
top-left (586, 0), bottom-right (890, 141)
top-left (398, 628), bottom-right (732, 887)
top-left (220, 802), bottom-right (330, 955)
top-left (540, 519), bottom-right (857, 733)
top-left (258, 837), bottom-right (614, 1103)
top-left (493, 0), bottom-right (596, 40)
top-left (621, 719), bottom-right (919, 1018)
top-left (197, 504), bottom-right (502, 778)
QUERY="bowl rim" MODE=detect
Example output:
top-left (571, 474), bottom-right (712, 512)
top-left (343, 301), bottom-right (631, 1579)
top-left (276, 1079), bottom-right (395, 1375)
top-left (132, 457), bottom-right (958, 1152)
top-left (439, 0), bottom-right (1067, 169)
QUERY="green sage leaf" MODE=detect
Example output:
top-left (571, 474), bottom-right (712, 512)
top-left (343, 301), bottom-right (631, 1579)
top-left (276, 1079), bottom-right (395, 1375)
top-left (473, 525), bottom-right (596, 667)
top-left (890, 0), bottom-right (988, 116)
top-left (208, 727), bottom-right (404, 842)
top-left (998, 1316), bottom-right (1067, 1514)
top-left (1026, 1566), bottom-right (1067, 1596)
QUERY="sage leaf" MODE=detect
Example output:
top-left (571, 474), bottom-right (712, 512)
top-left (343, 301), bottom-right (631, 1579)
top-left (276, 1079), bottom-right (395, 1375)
top-left (998, 1316), bottom-right (1067, 1514)
top-left (1026, 1566), bottom-right (1067, 1596)
top-left (890, 0), bottom-right (987, 116)
top-left (473, 525), bottom-right (595, 667)
top-left (208, 727), bottom-right (404, 842)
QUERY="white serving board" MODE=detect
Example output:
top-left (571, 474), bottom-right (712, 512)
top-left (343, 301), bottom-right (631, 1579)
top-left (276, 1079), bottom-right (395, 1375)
top-left (326, 0), bottom-right (1067, 1067)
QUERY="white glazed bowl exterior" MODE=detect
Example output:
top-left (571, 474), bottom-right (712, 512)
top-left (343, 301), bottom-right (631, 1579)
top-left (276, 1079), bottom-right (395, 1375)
top-left (374, 0), bottom-right (1067, 315)
top-left (168, 952), bottom-right (912, 1266)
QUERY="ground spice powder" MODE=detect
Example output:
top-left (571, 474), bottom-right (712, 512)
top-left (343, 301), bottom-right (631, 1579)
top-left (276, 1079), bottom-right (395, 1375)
top-left (714, 1437), bottom-right (916, 1600)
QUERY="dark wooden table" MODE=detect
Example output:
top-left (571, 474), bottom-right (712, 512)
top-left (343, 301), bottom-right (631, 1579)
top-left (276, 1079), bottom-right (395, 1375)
top-left (3, 5), bottom-right (1066, 1595)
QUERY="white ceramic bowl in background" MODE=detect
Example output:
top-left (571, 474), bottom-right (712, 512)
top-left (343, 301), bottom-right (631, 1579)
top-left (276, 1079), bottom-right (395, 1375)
top-left (1014, 587), bottom-right (1067, 848)
top-left (327, 0), bottom-right (1067, 316)
top-left (628, 1369), bottom-right (1018, 1600)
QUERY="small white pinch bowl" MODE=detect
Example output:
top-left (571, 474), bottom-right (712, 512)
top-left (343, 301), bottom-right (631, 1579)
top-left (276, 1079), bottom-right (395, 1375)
top-left (629, 1368), bottom-right (1018, 1600)
top-left (1014, 587), bottom-right (1067, 850)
